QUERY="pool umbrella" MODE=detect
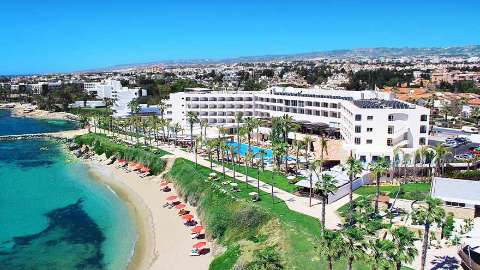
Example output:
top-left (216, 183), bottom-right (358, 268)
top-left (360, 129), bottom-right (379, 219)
top-left (191, 226), bottom-right (204, 234)
top-left (175, 203), bottom-right (186, 209)
top-left (182, 214), bottom-right (194, 221)
top-left (166, 195), bottom-right (177, 201)
top-left (192, 242), bottom-right (207, 249)
top-left (230, 182), bottom-right (238, 187)
top-left (160, 182), bottom-right (169, 187)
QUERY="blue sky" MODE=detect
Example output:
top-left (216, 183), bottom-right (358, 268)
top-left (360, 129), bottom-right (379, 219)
top-left (1, 0), bottom-right (479, 75)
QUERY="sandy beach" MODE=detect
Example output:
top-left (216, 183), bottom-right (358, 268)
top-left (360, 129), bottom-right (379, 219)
top-left (1, 103), bottom-right (78, 121)
top-left (85, 156), bottom-right (213, 270)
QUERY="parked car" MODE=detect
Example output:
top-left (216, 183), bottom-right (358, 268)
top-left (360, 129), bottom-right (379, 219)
top-left (461, 126), bottom-right (479, 134)
top-left (442, 141), bottom-right (459, 148)
top-left (454, 154), bottom-right (474, 160)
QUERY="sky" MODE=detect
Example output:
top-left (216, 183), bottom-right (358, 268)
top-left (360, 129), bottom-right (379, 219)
top-left (1, 0), bottom-right (479, 75)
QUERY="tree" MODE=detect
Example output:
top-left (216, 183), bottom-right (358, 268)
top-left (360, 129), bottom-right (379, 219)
top-left (345, 155), bottom-right (362, 224)
top-left (366, 238), bottom-right (395, 270)
top-left (340, 227), bottom-right (365, 270)
top-left (247, 246), bottom-right (283, 270)
top-left (171, 122), bottom-right (181, 146)
top-left (315, 173), bottom-right (338, 229)
top-left (228, 144), bottom-right (237, 180)
top-left (293, 140), bottom-right (304, 174)
top-left (206, 139), bottom-right (216, 170)
top-left (471, 107), bottom-right (480, 127)
top-left (186, 111), bottom-right (199, 152)
top-left (235, 111), bottom-right (244, 160)
top-left (316, 229), bottom-right (343, 270)
top-left (244, 150), bottom-right (253, 184)
top-left (303, 135), bottom-right (313, 169)
top-left (220, 141), bottom-right (227, 181)
top-left (390, 226), bottom-right (418, 270)
top-left (412, 197), bottom-right (445, 270)
top-left (433, 144), bottom-right (449, 176)
top-left (368, 156), bottom-right (390, 214)
top-left (194, 137), bottom-right (202, 168)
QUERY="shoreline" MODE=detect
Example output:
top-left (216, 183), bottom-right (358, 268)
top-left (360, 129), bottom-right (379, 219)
top-left (81, 154), bottom-right (213, 270)
top-left (1, 102), bottom-right (79, 121)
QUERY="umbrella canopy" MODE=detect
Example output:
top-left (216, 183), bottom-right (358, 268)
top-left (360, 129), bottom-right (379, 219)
top-left (166, 195), bottom-right (177, 201)
top-left (191, 226), bottom-right (204, 234)
top-left (230, 182), bottom-right (238, 187)
top-left (287, 176), bottom-right (296, 180)
top-left (160, 182), bottom-right (169, 187)
top-left (182, 214), bottom-right (194, 221)
top-left (133, 163), bottom-right (143, 170)
top-left (248, 192), bottom-right (258, 196)
top-left (192, 242), bottom-right (207, 249)
top-left (118, 160), bottom-right (127, 165)
top-left (209, 172), bottom-right (217, 177)
top-left (175, 203), bottom-right (186, 209)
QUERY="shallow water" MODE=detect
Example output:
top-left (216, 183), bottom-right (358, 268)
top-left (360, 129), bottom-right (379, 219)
top-left (0, 112), bottom-right (136, 270)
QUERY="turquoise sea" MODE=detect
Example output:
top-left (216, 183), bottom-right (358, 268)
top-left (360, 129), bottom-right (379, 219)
top-left (0, 109), bottom-right (137, 270)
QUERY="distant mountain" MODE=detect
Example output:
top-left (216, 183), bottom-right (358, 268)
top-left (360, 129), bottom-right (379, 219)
top-left (104, 45), bottom-right (480, 71)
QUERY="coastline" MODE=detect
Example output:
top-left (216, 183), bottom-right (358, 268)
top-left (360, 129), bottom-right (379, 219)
top-left (83, 155), bottom-right (213, 270)
top-left (0, 102), bottom-right (79, 121)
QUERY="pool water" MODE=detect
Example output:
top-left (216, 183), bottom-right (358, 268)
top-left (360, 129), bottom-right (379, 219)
top-left (226, 142), bottom-right (295, 161)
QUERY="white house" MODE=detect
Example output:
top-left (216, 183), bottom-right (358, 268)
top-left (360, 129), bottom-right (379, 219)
top-left (431, 177), bottom-right (480, 219)
top-left (84, 79), bottom-right (147, 117)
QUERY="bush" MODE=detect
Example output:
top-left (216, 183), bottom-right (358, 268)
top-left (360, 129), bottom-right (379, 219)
top-left (246, 246), bottom-right (283, 270)
top-left (442, 214), bottom-right (455, 239)
top-left (74, 133), bottom-right (166, 174)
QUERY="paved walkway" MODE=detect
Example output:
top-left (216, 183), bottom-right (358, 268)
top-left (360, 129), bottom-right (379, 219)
top-left (97, 129), bottom-right (348, 229)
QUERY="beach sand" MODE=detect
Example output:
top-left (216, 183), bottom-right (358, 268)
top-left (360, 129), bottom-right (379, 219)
top-left (86, 157), bottom-right (213, 270)
top-left (3, 103), bottom-right (78, 121)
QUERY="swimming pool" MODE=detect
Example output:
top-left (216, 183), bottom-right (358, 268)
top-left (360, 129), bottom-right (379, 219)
top-left (226, 142), bottom-right (295, 161)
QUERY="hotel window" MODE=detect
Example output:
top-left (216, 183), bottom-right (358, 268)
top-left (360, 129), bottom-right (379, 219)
top-left (322, 102), bottom-right (328, 108)
top-left (322, 111), bottom-right (328, 117)
top-left (367, 115), bottom-right (373, 120)
top-left (445, 201), bottom-right (466, 207)
top-left (354, 138), bottom-right (361, 145)
top-left (355, 126), bottom-right (361, 133)
top-left (387, 138), bottom-right (393, 146)
top-left (355, 114), bottom-right (362, 121)
top-left (387, 126), bottom-right (394, 134)
top-left (420, 125), bottom-right (427, 134)
top-left (367, 128), bottom-right (373, 132)
top-left (421, 114), bottom-right (428, 121)
top-left (388, 114), bottom-right (394, 121)
top-left (366, 139), bottom-right (373, 144)
top-left (419, 137), bottom-right (426, 145)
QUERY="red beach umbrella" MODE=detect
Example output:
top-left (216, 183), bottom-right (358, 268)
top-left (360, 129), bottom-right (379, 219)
top-left (182, 214), bottom-right (194, 221)
top-left (191, 226), bottom-right (204, 234)
top-left (175, 203), bottom-right (186, 209)
top-left (192, 242), bottom-right (206, 249)
top-left (166, 195), bottom-right (177, 201)
top-left (160, 182), bottom-right (169, 187)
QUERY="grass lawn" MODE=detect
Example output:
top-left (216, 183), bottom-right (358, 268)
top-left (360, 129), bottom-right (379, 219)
top-left (169, 158), bottom-right (373, 270)
top-left (210, 160), bottom-right (299, 193)
top-left (354, 183), bottom-right (431, 201)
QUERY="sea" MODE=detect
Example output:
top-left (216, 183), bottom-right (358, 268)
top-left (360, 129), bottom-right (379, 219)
top-left (0, 109), bottom-right (137, 270)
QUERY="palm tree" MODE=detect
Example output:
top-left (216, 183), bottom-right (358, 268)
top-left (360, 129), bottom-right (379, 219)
top-left (390, 226), bottom-right (418, 270)
top-left (243, 117), bottom-right (256, 150)
top-left (471, 107), bottom-right (480, 127)
top-left (413, 149), bottom-right (421, 182)
top-left (228, 144), bottom-right (237, 180)
top-left (244, 150), bottom-right (253, 184)
top-left (315, 173), bottom-right (338, 229)
top-left (235, 111), bottom-right (244, 159)
top-left (171, 122), bottom-right (181, 146)
top-left (345, 154), bottom-right (362, 224)
top-left (319, 136), bottom-right (328, 160)
top-left (308, 159), bottom-right (323, 207)
top-left (186, 111), bottom-right (199, 152)
top-left (418, 146), bottom-right (429, 178)
top-left (425, 149), bottom-right (435, 179)
top-left (219, 141), bottom-right (227, 181)
top-left (402, 153), bottom-right (411, 182)
top-left (270, 143), bottom-right (284, 204)
top-left (294, 140), bottom-right (304, 174)
top-left (194, 137), bottom-right (202, 169)
top-left (258, 148), bottom-right (267, 171)
top-left (303, 135), bottom-right (313, 168)
top-left (158, 99), bottom-right (167, 120)
top-left (433, 144), bottom-right (449, 176)
top-left (206, 139), bottom-right (216, 170)
top-left (369, 156), bottom-right (390, 214)
top-left (250, 117), bottom-right (263, 144)
top-left (366, 238), bottom-right (395, 270)
top-left (412, 197), bottom-right (445, 270)
top-left (148, 115), bottom-right (158, 146)
top-left (341, 227), bottom-right (366, 270)
top-left (316, 229), bottom-right (343, 270)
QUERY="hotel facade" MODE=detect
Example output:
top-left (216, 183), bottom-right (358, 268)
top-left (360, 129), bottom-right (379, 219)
top-left (166, 87), bottom-right (430, 163)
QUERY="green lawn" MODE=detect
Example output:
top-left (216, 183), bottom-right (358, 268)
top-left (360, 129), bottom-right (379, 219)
top-left (354, 183), bottom-right (431, 201)
top-left (211, 160), bottom-right (299, 193)
top-left (169, 158), bottom-right (373, 270)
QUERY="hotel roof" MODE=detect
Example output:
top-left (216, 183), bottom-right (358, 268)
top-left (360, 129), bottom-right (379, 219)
top-left (353, 99), bottom-right (413, 109)
top-left (431, 177), bottom-right (480, 205)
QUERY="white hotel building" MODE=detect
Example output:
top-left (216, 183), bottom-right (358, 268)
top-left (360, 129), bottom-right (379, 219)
top-left (167, 87), bottom-right (430, 163)
top-left (84, 80), bottom-right (147, 117)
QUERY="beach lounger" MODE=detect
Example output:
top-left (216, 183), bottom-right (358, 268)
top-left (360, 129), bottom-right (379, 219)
top-left (189, 249), bottom-right (200, 256)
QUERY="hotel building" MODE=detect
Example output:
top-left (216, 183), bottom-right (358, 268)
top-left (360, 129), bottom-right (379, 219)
top-left (167, 87), bottom-right (430, 163)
